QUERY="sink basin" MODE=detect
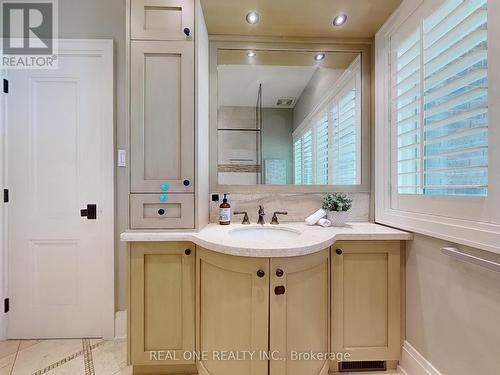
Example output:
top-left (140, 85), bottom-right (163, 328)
top-left (228, 226), bottom-right (301, 241)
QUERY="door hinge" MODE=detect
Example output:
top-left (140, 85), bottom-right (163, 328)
top-left (3, 79), bottom-right (8, 94)
top-left (3, 189), bottom-right (8, 203)
top-left (4, 298), bottom-right (9, 313)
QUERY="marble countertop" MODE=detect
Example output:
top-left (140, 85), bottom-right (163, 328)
top-left (121, 222), bottom-right (413, 258)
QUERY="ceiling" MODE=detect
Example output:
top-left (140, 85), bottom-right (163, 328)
top-left (218, 65), bottom-right (345, 108)
top-left (201, 0), bottom-right (402, 38)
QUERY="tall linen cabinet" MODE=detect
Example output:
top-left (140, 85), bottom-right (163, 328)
top-left (128, 0), bottom-right (209, 230)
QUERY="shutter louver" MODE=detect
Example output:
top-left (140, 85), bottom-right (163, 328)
top-left (316, 115), bottom-right (329, 185)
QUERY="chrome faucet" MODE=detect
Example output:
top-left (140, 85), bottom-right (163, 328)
top-left (257, 205), bottom-right (265, 225)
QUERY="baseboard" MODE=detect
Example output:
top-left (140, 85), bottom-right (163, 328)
top-left (398, 341), bottom-right (442, 375)
top-left (114, 310), bottom-right (127, 339)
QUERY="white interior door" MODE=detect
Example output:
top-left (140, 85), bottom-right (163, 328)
top-left (6, 40), bottom-right (114, 339)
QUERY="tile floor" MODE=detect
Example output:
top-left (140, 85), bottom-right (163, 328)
top-left (0, 338), bottom-right (130, 375)
top-left (0, 338), bottom-right (404, 375)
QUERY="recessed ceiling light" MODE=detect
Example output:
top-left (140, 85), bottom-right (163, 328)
top-left (314, 53), bottom-right (325, 61)
top-left (246, 11), bottom-right (260, 24)
top-left (333, 14), bottom-right (348, 27)
top-left (247, 51), bottom-right (256, 57)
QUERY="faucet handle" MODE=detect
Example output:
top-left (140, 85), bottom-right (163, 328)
top-left (234, 211), bottom-right (250, 225)
top-left (271, 212), bottom-right (288, 225)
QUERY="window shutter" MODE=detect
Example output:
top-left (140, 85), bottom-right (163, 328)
top-left (315, 115), bottom-right (329, 185)
top-left (302, 129), bottom-right (313, 185)
top-left (293, 138), bottom-right (302, 184)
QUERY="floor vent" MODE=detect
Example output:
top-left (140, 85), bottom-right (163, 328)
top-left (339, 361), bottom-right (386, 372)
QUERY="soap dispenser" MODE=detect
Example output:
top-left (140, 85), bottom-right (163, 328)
top-left (219, 194), bottom-right (231, 225)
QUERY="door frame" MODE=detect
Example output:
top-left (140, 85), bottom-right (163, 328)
top-left (5, 39), bottom-right (115, 339)
top-left (0, 68), bottom-right (7, 340)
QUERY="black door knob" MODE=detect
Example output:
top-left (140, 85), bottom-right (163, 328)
top-left (336, 248), bottom-right (343, 255)
top-left (274, 286), bottom-right (286, 295)
top-left (183, 27), bottom-right (190, 36)
top-left (276, 269), bottom-right (284, 277)
top-left (158, 208), bottom-right (165, 216)
top-left (80, 204), bottom-right (97, 220)
top-left (256, 269), bottom-right (265, 278)
top-left (183, 179), bottom-right (190, 186)
top-left (184, 249), bottom-right (191, 256)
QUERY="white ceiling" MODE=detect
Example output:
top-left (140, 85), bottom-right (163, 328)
top-left (218, 65), bottom-right (319, 108)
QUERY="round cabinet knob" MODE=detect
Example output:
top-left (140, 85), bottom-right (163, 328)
top-left (159, 194), bottom-right (168, 202)
top-left (183, 27), bottom-right (191, 36)
top-left (274, 286), bottom-right (286, 295)
top-left (183, 179), bottom-right (190, 187)
top-left (336, 248), bottom-right (343, 255)
top-left (256, 269), bottom-right (265, 278)
top-left (275, 269), bottom-right (284, 277)
top-left (184, 249), bottom-right (191, 256)
top-left (158, 208), bottom-right (165, 216)
top-left (160, 183), bottom-right (169, 191)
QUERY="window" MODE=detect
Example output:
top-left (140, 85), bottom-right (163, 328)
top-left (393, 0), bottom-right (488, 196)
top-left (293, 57), bottom-right (361, 185)
top-left (376, 0), bottom-right (500, 253)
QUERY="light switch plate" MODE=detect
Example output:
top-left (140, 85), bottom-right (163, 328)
top-left (117, 149), bottom-right (127, 167)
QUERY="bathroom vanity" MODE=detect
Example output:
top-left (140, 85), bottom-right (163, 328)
top-left (122, 224), bottom-right (412, 375)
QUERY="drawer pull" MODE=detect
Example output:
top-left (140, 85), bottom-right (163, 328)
top-left (158, 208), bottom-right (165, 216)
top-left (184, 249), bottom-right (191, 256)
top-left (256, 269), bottom-right (265, 278)
top-left (274, 286), bottom-right (286, 295)
top-left (336, 248), bottom-right (343, 255)
top-left (159, 194), bottom-right (168, 202)
top-left (183, 179), bottom-right (191, 187)
top-left (276, 268), bottom-right (284, 277)
top-left (160, 183), bottom-right (169, 191)
top-left (183, 27), bottom-right (191, 36)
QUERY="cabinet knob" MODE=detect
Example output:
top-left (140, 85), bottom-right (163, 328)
top-left (184, 249), bottom-right (191, 256)
top-left (275, 268), bottom-right (284, 277)
top-left (160, 182), bottom-right (169, 191)
top-left (158, 208), bottom-right (165, 216)
top-left (274, 286), bottom-right (286, 295)
top-left (336, 248), bottom-right (343, 255)
top-left (159, 194), bottom-right (168, 202)
top-left (256, 269), bottom-right (265, 278)
top-left (183, 27), bottom-right (191, 37)
top-left (183, 179), bottom-right (190, 187)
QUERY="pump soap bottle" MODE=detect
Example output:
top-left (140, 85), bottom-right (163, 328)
top-left (219, 194), bottom-right (231, 225)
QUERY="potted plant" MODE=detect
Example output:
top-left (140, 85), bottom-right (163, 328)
top-left (322, 193), bottom-right (352, 227)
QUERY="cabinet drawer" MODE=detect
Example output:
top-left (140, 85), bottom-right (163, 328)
top-left (131, 0), bottom-right (194, 41)
top-left (130, 194), bottom-right (194, 229)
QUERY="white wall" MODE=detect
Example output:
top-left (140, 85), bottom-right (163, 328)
top-left (405, 235), bottom-right (500, 375)
top-left (58, 0), bottom-right (128, 310)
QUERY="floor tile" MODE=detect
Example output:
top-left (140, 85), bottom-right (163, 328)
top-left (112, 366), bottom-right (132, 375)
top-left (0, 340), bottom-right (19, 359)
top-left (11, 339), bottom-right (83, 375)
top-left (93, 340), bottom-right (127, 375)
top-left (0, 354), bottom-right (15, 375)
top-left (45, 355), bottom-right (85, 375)
top-left (19, 340), bottom-right (43, 352)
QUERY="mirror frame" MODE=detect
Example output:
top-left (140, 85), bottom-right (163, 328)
top-left (209, 39), bottom-right (372, 193)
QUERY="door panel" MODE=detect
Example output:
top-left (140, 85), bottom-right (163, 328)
top-left (197, 248), bottom-right (269, 375)
top-left (131, 40), bottom-right (194, 193)
top-left (270, 250), bottom-right (330, 375)
top-left (130, 242), bottom-right (195, 365)
top-left (6, 40), bottom-right (114, 338)
top-left (131, 0), bottom-right (194, 41)
top-left (332, 241), bottom-right (401, 361)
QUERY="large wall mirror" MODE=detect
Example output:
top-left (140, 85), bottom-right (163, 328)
top-left (210, 42), bottom-right (371, 192)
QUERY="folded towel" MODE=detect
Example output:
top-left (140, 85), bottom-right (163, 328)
top-left (318, 218), bottom-right (331, 228)
top-left (305, 209), bottom-right (327, 226)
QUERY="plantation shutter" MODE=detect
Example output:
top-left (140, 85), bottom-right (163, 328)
top-left (315, 115), bottom-right (329, 185)
top-left (293, 138), bottom-right (302, 184)
top-left (302, 129), bottom-right (313, 184)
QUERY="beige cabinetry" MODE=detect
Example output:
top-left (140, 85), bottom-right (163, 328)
top-left (129, 242), bottom-right (195, 371)
top-left (331, 241), bottom-right (402, 362)
top-left (129, 0), bottom-right (196, 229)
top-left (270, 250), bottom-right (330, 375)
top-left (196, 248), bottom-right (269, 375)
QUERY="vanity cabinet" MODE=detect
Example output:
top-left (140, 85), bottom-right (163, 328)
top-left (331, 241), bottom-right (402, 362)
top-left (196, 248), bottom-right (269, 375)
top-left (197, 248), bottom-right (330, 375)
top-left (129, 242), bottom-right (195, 370)
top-left (270, 251), bottom-right (330, 375)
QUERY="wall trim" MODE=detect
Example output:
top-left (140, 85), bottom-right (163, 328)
top-left (398, 341), bottom-right (443, 375)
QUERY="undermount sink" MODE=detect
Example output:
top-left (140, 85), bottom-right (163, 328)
top-left (228, 226), bottom-right (301, 241)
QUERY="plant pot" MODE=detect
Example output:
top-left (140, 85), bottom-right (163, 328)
top-left (327, 211), bottom-right (348, 227)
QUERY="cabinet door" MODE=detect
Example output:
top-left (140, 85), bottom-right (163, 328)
top-left (197, 248), bottom-right (269, 375)
top-left (131, 0), bottom-right (194, 41)
top-left (130, 242), bottom-right (195, 366)
top-left (332, 241), bottom-right (401, 361)
top-left (131, 40), bottom-right (194, 193)
top-left (270, 250), bottom-right (330, 375)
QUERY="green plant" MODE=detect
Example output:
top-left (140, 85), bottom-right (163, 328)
top-left (322, 193), bottom-right (353, 212)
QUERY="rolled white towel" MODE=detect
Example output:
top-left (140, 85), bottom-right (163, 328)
top-left (318, 218), bottom-right (331, 228)
top-left (305, 209), bottom-right (327, 226)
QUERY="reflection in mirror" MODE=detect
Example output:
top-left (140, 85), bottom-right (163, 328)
top-left (217, 50), bottom-right (362, 186)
